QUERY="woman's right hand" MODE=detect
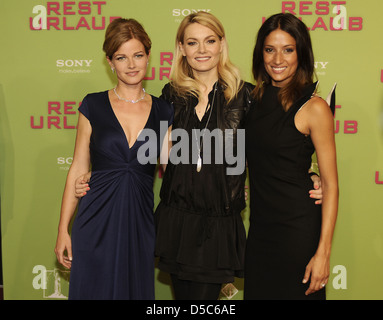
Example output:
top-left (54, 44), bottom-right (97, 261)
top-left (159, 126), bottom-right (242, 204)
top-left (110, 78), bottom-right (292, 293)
top-left (75, 172), bottom-right (91, 198)
top-left (54, 231), bottom-right (72, 269)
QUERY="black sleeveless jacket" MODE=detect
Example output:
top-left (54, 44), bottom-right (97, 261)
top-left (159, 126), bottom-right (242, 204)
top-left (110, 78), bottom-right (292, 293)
top-left (159, 81), bottom-right (254, 215)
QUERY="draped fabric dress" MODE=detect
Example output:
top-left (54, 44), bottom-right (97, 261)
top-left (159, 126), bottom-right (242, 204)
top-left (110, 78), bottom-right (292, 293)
top-left (68, 91), bottom-right (173, 300)
top-left (244, 82), bottom-right (335, 300)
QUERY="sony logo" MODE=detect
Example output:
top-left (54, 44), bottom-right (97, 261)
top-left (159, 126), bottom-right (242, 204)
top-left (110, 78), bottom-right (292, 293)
top-left (56, 59), bottom-right (92, 67)
top-left (57, 157), bottom-right (73, 165)
top-left (314, 61), bottom-right (329, 69)
top-left (172, 9), bottom-right (211, 16)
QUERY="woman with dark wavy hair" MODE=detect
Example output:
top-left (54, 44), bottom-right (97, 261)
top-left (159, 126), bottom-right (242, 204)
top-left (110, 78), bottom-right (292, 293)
top-left (252, 13), bottom-right (315, 110)
top-left (244, 13), bottom-right (338, 300)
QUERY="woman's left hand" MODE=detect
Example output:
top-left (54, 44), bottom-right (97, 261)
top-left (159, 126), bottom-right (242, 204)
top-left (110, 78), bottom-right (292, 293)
top-left (309, 174), bottom-right (323, 205)
top-left (302, 253), bottom-right (330, 295)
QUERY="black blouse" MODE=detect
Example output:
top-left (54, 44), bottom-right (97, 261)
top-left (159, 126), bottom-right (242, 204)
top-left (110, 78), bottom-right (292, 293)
top-left (165, 90), bottom-right (226, 215)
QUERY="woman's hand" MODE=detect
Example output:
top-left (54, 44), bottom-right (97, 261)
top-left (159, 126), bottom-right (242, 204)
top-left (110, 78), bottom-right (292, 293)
top-left (302, 252), bottom-right (330, 295)
top-left (54, 231), bottom-right (72, 269)
top-left (309, 174), bottom-right (322, 205)
top-left (75, 172), bottom-right (91, 198)
top-left (55, 113), bottom-right (91, 269)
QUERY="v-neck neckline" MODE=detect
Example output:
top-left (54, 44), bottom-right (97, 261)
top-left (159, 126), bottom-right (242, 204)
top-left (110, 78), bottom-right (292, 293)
top-left (106, 90), bottom-right (153, 150)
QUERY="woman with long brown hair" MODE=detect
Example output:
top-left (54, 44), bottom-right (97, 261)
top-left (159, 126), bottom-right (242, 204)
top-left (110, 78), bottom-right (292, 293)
top-left (244, 13), bottom-right (338, 300)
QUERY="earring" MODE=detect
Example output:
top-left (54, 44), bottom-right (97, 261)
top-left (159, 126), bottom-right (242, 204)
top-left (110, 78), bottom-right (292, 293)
top-left (111, 68), bottom-right (115, 73)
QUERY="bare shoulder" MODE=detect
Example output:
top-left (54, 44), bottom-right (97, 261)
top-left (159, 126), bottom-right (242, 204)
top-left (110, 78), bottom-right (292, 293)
top-left (305, 96), bottom-right (332, 118)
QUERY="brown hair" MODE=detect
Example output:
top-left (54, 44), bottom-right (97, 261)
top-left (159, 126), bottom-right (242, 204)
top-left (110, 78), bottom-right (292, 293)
top-left (103, 18), bottom-right (151, 60)
top-left (252, 13), bottom-right (315, 110)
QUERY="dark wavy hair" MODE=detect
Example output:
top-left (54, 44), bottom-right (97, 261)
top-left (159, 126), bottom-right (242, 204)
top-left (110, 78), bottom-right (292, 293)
top-left (252, 13), bottom-right (315, 110)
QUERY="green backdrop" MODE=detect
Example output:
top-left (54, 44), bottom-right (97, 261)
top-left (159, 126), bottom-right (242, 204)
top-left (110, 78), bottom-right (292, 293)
top-left (0, 0), bottom-right (382, 300)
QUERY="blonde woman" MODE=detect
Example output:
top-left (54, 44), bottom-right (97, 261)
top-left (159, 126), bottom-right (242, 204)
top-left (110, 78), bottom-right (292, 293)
top-left (153, 12), bottom-right (254, 300)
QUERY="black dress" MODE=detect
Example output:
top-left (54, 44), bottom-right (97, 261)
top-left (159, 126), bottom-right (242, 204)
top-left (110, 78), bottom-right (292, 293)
top-left (155, 86), bottom-right (246, 284)
top-left (69, 92), bottom-right (173, 299)
top-left (244, 82), bottom-right (327, 300)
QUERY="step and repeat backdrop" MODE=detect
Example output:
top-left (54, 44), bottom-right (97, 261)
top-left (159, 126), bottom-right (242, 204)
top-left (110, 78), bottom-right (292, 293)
top-left (0, 0), bottom-right (382, 300)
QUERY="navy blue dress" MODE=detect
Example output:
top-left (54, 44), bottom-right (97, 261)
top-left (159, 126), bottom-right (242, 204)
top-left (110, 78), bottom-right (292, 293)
top-left (68, 91), bottom-right (173, 300)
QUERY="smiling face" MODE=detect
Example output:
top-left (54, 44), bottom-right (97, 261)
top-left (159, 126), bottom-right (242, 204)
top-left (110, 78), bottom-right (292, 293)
top-left (263, 29), bottom-right (298, 87)
top-left (107, 38), bottom-right (149, 86)
top-left (179, 23), bottom-right (223, 78)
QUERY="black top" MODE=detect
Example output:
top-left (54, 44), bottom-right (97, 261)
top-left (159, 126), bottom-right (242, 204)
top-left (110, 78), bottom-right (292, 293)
top-left (155, 83), bottom-right (252, 284)
top-left (163, 88), bottom-right (226, 215)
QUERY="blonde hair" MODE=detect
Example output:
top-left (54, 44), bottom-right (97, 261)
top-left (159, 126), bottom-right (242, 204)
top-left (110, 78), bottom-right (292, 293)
top-left (170, 12), bottom-right (243, 102)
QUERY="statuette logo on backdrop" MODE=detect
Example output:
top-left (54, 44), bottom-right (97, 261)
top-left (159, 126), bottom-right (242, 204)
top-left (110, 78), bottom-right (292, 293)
top-left (220, 283), bottom-right (238, 300)
top-left (32, 265), bottom-right (69, 299)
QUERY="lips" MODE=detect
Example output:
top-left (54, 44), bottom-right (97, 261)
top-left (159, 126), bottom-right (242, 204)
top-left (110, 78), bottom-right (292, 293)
top-left (126, 71), bottom-right (140, 76)
top-left (195, 56), bottom-right (211, 62)
top-left (271, 66), bottom-right (287, 73)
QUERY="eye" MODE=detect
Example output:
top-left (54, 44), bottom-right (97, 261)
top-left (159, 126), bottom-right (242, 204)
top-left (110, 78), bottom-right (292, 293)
top-left (135, 54), bottom-right (144, 58)
top-left (207, 39), bottom-right (216, 44)
top-left (116, 56), bottom-right (126, 61)
top-left (187, 41), bottom-right (197, 46)
top-left (264, 47), bottom-right (274, 53)
top-left (284, 48), bottom-right (295, 53)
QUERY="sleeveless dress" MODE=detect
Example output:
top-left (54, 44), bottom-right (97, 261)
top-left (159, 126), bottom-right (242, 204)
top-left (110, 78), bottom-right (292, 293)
top-left (68, 91), bottom-right (173, 300)
top-left (244, 82), bottom-right (333, 300)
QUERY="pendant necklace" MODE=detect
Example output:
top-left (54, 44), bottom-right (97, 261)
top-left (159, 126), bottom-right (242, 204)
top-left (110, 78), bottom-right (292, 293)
top-left (194, 82), bottom-right (217, 173)
top-left (113, 87), bottom-right (146, 103)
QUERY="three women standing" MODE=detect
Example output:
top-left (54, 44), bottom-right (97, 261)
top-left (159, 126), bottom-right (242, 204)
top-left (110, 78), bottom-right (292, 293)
top-left (66, 12), bottom-right (334, 300)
